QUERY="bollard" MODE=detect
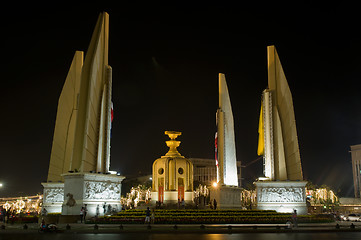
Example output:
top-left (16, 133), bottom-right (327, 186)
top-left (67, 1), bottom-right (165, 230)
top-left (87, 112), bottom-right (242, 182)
top-left (94, 224), bottom-right (99, 230)
top-left (200, 224), bottom-right (205, 229)
top-left (336, 224), bottom-right (340, 229)
top-left (23, 224), bottom-right (28, 230)
top-left (253, 226), bottom-right (257, 230)
top-left (66, 224), bottom-right (71, 230)
top-left (1, 225), bottom-right (5, 230)
top-left (228, 225), bottom-right (232, 230)
top-left (173, 225), bottom-right (178, 230)
top-left (350, 223), bottom-right (355, 229)
top-left (147, 224), bottom-right (152, 230)
top-left (119, 224), bottom-right (123, 230)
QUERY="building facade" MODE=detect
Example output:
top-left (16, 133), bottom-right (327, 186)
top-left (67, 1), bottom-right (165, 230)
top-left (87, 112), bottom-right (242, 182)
top-left (190, 158), bottom-right (241, 187)
top-left (351, 144), bottom-right (361, 198)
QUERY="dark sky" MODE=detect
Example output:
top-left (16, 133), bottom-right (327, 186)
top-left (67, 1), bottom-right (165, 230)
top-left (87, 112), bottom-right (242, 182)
top-left (1, 5), bottom-right (360, 197)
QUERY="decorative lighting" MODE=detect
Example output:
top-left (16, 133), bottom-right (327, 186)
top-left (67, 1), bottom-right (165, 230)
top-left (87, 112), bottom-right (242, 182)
top-left (212, 182), bottom-right (218, 188)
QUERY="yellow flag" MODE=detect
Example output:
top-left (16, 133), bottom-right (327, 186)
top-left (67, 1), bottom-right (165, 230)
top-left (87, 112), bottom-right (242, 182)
top-left (257, 102), bottom-right (264, 156)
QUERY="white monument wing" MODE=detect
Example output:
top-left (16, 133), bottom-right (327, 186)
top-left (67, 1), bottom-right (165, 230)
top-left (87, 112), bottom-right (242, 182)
top-left (71, 12), bottom-right (110, 173)
top-left (218, 73), bottom-right (238, 186)
top-left (47, 51), bottom-right (83, 182)
top-left (267, 45), bottom-right (303, 181)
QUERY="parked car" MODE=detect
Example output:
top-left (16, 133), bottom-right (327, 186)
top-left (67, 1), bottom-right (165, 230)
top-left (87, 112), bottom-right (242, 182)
top-left (344, 213), bottom-right (361, 222)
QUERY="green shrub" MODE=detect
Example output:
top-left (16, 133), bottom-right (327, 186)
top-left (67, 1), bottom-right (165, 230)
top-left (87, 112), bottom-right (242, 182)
top-left (87, 209), bottom-right (334, 224)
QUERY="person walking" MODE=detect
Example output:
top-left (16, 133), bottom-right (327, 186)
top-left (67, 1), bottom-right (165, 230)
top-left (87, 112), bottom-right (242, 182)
top-left (103, 203), bottom-right (107, 214)
top-left (292, 209), bottom-right (298, 228)
top-left (96, 205), bottom-right (100, 218)
top-left (41, 207), bottom-right (48, 216)
top-left (213, 199), bottom-right (217, 210)
top-left (84, 205), bottom-right (88, 220)
top-left (80, 207), bottom-right (84, 223)
top-left (1, 208), bottom-right (6, 223)
top-left (151, 208), bottom-right (155, 224)
top-left (145, 207), bottom-right (151, 224)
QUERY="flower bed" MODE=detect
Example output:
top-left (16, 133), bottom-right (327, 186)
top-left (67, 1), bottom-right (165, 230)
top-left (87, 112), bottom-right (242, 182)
top-left (7, 216), bottom-right (39, 223)
top-left (88, 209), bottom-right (334, 224)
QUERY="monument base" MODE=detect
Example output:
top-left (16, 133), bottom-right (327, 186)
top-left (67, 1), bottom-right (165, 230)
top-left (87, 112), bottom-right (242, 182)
top-left (61, 172), bottom-right (125, 217)
top-left (43, 172), bottom-right (125, 219)
top-left (255, 180), bottom-right (307, 215)
top-left (210, 185), bottom-right (242, 209)
top-left (151, 191), bottom-right (193, 206)
top-left (41, 182), bottom-right (64, 214)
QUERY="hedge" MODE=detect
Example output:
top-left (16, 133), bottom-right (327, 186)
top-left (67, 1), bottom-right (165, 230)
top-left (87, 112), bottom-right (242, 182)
top-left (88, 209), bottom-right (334, 224)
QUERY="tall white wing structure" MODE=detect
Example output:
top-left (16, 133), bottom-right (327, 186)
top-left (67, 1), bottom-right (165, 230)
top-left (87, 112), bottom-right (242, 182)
top-left (217, 73), bottom-right (238, 186)
top-left (47, 51), bottom-right (83, 182)
top-left (47, 12), bottom-right (112, 182)
top-left (263, 45), bottom-right (303, 181)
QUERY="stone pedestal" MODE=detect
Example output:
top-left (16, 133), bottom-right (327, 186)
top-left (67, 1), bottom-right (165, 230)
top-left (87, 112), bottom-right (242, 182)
top-left (210, 185), bottom-right (242, 209)
top-left (61, 172), bottom-right (125, 217)
top-left (41, 182), bottom-right (64, 214)
top-left (151, 191), bottom-right (193, 205)
top-left (255, 181), bottom-right (307, 214)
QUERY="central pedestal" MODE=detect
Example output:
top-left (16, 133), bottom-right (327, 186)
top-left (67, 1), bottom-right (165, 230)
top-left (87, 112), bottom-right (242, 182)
top-left (255, 181), bottom-right (307, 214)
top-left (210, 185), bottom-right (242, 209)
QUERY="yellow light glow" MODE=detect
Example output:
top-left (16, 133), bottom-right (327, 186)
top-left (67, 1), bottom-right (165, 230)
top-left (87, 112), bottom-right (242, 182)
top-left (212, 182), bottom-right (218, 188)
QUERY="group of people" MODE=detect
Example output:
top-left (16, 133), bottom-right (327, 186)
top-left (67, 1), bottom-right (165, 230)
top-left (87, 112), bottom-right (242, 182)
top-left (210, 199), bottom-right (218, 209)
top-left (79, 205), bottom-right (88, 223)
top-left (0, 207), bottom-right (12, 224)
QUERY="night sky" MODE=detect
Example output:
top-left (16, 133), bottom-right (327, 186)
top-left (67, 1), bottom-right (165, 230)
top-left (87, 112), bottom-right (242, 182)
top-left (1, 5), bottom-right (360, 197)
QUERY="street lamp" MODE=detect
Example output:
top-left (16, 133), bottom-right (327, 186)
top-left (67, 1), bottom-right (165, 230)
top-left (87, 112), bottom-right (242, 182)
top-left (0, 183), bottom-right (3, 187)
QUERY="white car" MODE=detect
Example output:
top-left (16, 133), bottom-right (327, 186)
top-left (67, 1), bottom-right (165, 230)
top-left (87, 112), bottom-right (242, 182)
top-left (345, 213), bottom-right (361, 222)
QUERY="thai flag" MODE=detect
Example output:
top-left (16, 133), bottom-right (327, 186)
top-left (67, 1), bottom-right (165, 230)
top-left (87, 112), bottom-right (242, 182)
top-left (110, 102), bottom-right (113, 138)
top-left (111, 102), bottom-right (114, 123)
top-left (215, 132), bottom-right (218, 167)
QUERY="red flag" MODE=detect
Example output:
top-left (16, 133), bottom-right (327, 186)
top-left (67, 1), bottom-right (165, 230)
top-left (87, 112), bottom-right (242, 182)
top-left (111, 102), bottom-right (114, 122)
top-left (215, 132), bottom-right (218, 167)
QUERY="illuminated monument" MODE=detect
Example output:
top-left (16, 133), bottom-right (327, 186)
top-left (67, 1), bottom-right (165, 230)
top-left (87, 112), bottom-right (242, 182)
top-left (151, 131), bottom-right (193, 205)
top-left (42, 12), bottom-right (125, 217)
top-left (350, 144), bottom-right (361, 198)
top-left (255, 46), bottom-right (307, 214)
top-left (210, 73), bottom-right (241, 208)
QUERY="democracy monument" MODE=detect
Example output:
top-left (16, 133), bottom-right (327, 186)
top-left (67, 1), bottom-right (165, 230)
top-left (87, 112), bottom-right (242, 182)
top-left (151, 131), bottom-right (194, 205)
top-left (209, 73), bottom-right (242, 208)
top-left (42, 12), bottom-right (125, 218)
top-left (40, 11), bottom-right (309, 216)
top-left (254, 45), bottom-right (307, 214)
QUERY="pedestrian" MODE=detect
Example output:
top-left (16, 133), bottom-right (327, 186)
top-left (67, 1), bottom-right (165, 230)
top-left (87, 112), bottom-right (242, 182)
top-left (1, 208), bottom-right (5, 223)
top-left (292, 209), bottom-right (298, 228)
top-left (107, 204), bottom-right (112, 214)
top-left (181, 199), bottom-right (185, 209)
top-left (286, 220), bottom-right (292, 229)
top-left (103, 203), bottom-right (107, 214)
top-left (145, 207), bottom-right (151, 224)
top-left (84, 204), bottom-right (88, 220)
top-left (41, 207), bottom-right (48, 216)
top-left (96, 205), bottom-right (100, 218)
top-left (213, 199), bottom-right (217, 210)
top-left (151, 208), bottom-right (155, 224)
top-left (80, 207), bottom-right (84, 223)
